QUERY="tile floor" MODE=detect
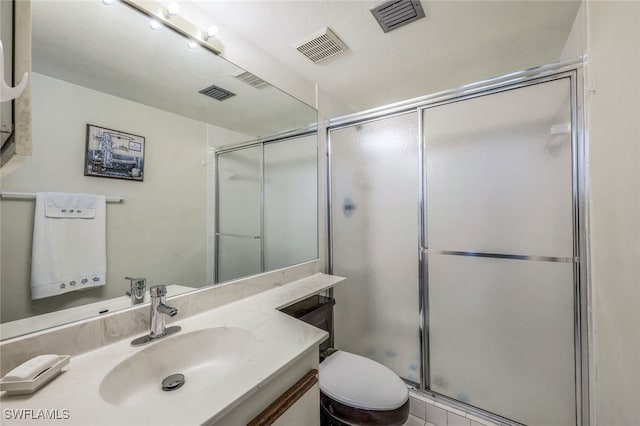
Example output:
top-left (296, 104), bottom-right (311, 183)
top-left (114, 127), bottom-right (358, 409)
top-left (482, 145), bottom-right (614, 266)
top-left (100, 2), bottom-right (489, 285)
top-left (403, 415), bottom-right (437, 426)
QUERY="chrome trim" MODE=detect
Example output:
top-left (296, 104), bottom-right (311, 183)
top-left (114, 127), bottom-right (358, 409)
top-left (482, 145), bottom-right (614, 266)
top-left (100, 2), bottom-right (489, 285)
top-left (425, 249), bottom-right (577, 264)
top-left (214, 151), bottom-right (221, 283)
top-left (328, 57), bottom-right (584, 127)
top-left (576, 67), bottom-right (592, 426)
top-left (417, 108), bottom-right (429, 389)
top-left (215, 141), bottom-right (261, 156)
top-left (259, 142), bottom-right (265, 273)
top-left (214, 126), bottom-right (318, 155)
top-left (215, 232), bottom-right (261, 239)
top-left (571, 67), bottom-right (590, 426)
top-left (0, 191), bottom-right (125, 203)
top-left (327, 109), bottom-right (419, 132)
top-left (326, 127), bottom-right (334, 275)
top-left (570, 69), bottom-right (582, 426)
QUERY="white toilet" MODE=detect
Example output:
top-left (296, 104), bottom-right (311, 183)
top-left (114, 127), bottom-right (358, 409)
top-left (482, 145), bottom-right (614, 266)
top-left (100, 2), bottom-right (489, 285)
top-left (280, 295), bottom-right (410, 425)
top-left (319, 351), bottom-right (409, 425)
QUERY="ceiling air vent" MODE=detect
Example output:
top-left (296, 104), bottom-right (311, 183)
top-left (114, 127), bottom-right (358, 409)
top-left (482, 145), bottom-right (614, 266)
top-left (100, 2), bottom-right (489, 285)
top-left (233, 71), bottom-right (268, 88)
top-left (198, 84), bottom-right (236, 101)
top-left (371, 0), bottom-right (426, 33)
top-left (293, 27), bottom-right (348, 64)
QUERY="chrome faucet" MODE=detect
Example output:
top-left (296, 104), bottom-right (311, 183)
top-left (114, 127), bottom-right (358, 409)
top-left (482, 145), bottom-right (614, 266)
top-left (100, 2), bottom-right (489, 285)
top-left (125, 276), bottom-right (146, 305)
top-left (131, 285), bottom-right (181, 346)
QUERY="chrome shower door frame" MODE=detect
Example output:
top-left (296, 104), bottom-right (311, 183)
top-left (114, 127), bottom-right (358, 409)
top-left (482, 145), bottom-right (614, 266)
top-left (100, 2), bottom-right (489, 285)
top-left (326, 58), bottom-right (589, 426)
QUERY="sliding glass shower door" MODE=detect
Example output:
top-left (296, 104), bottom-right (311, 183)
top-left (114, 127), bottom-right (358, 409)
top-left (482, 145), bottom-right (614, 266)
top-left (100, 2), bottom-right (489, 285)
top-left (423, 77), bottom-right (577, 425)
top-left (328, 68), bottom-right (584, 426)
top-left (216, 133), bottom-right (318, 283)
top-left (330, 112), bottom-right (421, 384)
top-left (216, 145), bottom-right (263, 283)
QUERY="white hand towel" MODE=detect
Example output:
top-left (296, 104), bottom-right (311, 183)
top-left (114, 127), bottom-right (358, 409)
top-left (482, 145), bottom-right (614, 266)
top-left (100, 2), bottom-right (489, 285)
top-left (30, 192), bottom-right (107, 300)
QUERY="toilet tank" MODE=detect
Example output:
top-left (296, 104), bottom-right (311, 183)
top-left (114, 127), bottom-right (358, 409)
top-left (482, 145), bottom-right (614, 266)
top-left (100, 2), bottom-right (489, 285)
top-left (280, 295), bottom-right (335, 353)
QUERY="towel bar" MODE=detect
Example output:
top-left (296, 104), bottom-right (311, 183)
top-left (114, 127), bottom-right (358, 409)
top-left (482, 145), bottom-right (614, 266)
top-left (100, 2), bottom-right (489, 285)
top-left (0, 191), bottom-right (124, 203)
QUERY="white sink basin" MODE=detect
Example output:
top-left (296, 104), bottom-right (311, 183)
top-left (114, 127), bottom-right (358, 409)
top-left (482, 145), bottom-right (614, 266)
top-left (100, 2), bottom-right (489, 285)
top-left (99, 327), bottom-right (256, 407)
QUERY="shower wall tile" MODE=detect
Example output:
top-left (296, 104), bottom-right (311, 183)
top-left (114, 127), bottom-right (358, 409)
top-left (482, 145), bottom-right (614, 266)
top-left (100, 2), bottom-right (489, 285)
top-left (448, 412), bottom-right (471, 426)
top-left (426, 403), bottom-right (448, 426)
top-left (436, 401), bottom-right (467, 418)
top-left (410, 395), bottom-right (427, 419)
top-left (409, 391), bottom-right (500, 426)
top-left (466, 413), bottom-right (499, 426)
top-left (403, 415), bottom-right (427, 426)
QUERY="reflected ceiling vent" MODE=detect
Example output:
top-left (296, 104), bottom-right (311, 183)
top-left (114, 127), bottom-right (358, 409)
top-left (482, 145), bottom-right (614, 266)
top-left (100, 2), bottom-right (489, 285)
top-left (233, 70), bottom-right (268, 88)
top-left (293, 27), bottom-right (348, 64)
top-left (198, 84), bottom-right (236, 101)
top-left (371, 0), bottom-right (426, 33)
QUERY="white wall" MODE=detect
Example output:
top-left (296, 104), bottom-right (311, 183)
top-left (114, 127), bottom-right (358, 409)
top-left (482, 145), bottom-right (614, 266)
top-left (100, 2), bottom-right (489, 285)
top-left (587, 2), bottom-right (640, 425)
top-left (1, 73), bottom-right (209, 322)
top-left (0, 0), bottom-right (13, 144)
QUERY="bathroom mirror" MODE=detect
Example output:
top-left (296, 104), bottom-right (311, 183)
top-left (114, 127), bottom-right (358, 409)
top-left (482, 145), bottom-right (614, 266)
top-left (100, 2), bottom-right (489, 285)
top-left (0, 0), bottom-right (318, 340)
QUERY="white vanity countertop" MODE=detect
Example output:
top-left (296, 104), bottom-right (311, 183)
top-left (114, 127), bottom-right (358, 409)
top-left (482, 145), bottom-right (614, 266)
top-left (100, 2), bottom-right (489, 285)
top-left (0, 273), bottom-right (345, 425)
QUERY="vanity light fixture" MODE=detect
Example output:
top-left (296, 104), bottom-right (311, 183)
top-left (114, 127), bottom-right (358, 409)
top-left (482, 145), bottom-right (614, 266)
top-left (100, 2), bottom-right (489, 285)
top-left (149, 19), bottom-right (162, 30)
top-left (186, 40), bottom-right (198, 49)
top-left (165, 1), bottom-right (180, 19)
top-left (203, 25), bottom-right (219, 41)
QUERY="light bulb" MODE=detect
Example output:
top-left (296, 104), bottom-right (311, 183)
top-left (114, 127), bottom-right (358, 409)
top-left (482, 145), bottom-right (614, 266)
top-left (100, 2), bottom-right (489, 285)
top-left (166, 1), bottom-right (180, 17)
top-left (149, 19), bottom-right (162, 30)
top-left (187, 40), bottom-right (198, 49)
top-left (206, 25), bottom-right (219, 38)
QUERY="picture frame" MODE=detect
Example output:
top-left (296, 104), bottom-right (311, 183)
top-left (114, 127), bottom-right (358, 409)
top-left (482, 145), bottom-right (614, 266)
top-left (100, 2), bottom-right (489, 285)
top-left (84, 124), bottom-right (145, 181)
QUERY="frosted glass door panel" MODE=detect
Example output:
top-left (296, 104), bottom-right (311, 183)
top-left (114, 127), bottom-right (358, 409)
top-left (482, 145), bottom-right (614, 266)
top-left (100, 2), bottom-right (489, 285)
top-left (264, 135), bottom-right (318, 271)
top-left (428, 254), bottom-right (576, 425)
top-left (217, 235), bottom-right (261, 283)
top-left (330, 112), bottom-right (420, 383)
top-left (217, 146), bottom-right (262, 236)
top-left (424, 78), bottom-right (573, 257)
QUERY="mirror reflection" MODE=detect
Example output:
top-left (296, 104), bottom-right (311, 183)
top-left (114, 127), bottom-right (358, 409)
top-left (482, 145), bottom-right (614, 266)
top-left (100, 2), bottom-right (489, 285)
top-left (0, 0), bottom-right (318, 340)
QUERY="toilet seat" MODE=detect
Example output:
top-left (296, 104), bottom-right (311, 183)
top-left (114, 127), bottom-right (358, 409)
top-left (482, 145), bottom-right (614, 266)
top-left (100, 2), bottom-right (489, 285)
top-left (319, 351), bottom-right (409, 411)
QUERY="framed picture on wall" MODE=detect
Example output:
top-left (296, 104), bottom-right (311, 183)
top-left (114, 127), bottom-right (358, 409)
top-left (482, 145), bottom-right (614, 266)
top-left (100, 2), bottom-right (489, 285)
top-left (84, 124), bottom-right (145, 182)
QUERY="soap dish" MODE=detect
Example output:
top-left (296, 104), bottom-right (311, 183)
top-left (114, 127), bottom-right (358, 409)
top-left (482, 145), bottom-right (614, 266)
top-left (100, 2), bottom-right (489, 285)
top-left (0, 355), bottom-right (70, 395)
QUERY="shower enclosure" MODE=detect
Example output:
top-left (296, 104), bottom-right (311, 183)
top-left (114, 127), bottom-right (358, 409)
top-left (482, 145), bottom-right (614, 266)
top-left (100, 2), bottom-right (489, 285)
top-left (329, 61), bottom-right (587, 426)
top-left (215, 131), bottom-right (317, 283)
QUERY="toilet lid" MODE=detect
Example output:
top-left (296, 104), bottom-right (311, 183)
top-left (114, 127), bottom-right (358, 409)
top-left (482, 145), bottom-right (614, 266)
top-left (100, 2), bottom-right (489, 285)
top-left (319, 351), bottom-right (409, 411)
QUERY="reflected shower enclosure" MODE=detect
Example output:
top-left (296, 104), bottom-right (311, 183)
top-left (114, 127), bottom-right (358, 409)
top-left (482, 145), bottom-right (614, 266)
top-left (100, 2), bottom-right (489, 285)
top-left (214, 132), bottom-right (318, 283)
top-left (329, 67), bottom-right (586, 426)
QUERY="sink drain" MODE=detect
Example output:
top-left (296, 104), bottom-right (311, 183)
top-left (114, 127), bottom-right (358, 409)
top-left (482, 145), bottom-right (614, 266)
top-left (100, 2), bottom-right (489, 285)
top-left (162, 373), bottom-right (185, 391)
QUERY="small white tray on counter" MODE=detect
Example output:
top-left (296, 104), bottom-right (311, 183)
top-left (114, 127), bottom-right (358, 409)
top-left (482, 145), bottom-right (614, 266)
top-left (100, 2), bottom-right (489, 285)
top-left (0, 355), bottom-right (70, 395)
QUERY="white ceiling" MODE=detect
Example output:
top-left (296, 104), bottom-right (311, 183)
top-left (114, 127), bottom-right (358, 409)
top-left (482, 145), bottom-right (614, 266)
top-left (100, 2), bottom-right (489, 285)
top-left (31, 1), bottom-right (317, 138)
top-left (192, 0), bottom-right (581, 111)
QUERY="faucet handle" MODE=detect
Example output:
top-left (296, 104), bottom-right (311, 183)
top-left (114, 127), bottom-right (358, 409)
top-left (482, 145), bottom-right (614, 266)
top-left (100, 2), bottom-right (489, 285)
top-left (125, 277), bottom-right (146, 300)
top-left (150, 285), bottom-right (167, 298)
